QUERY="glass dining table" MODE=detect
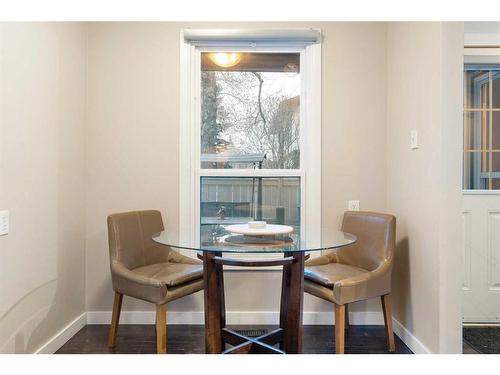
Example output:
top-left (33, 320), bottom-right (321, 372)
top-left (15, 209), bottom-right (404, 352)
top-left (152, 230), bottom-right (356, 354)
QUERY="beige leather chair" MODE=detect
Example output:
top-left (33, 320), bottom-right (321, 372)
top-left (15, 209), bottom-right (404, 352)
top-left (304, 211), bottom-right (396, 354)
top-left (107, 210), bottom-right (203, 353)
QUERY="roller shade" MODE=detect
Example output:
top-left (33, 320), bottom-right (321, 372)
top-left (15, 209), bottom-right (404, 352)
top-left (464, 59), bottom-right (500, 68)
top-left (183, 28), bottom-right (321, 47)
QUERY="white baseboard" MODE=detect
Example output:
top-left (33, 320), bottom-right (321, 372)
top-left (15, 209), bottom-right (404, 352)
top-left (392, 318), bottom-right (431, 354)
top-left (87, 310), bottom-right (204, 325)
top-left (86, 310), bottom-right (385, 325)
top-left (35, 313), bottom-right (87, 354)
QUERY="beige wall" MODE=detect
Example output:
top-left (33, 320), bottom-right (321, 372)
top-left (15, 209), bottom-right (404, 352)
top-left (0, 23), bottom-right (87, 353)
top-left (386, 22), bottom-right (463, 353)
top-left (85, 22), bottom-right (388, 315)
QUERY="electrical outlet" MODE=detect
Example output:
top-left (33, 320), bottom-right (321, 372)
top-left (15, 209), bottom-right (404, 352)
top-left (348, 200), bottom-right (360, 211)
top-left (0, 210), bottom-right (9, 236)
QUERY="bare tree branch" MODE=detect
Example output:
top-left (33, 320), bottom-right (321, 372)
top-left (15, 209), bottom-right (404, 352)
top-left (251, 72), bottom-right (267, 128)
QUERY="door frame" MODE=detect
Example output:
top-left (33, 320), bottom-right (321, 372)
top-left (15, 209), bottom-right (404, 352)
top-left (462, 47), bottom-right (500, 324)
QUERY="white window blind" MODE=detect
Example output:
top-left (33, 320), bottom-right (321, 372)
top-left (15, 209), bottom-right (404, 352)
top-left (183, 28), bottom-right (321, 47)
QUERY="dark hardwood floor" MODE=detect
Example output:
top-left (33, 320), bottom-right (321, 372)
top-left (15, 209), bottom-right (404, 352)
top-left (56, 324), bottom-right (412, 354)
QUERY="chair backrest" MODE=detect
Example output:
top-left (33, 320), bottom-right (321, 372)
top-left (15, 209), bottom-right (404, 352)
top-left (107, 210), bottom-right (169, 269)
top-left (334, 211), bottom-right (396, 271)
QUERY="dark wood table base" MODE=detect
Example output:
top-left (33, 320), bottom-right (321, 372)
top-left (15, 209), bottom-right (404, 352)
top-left (201, 251), bottom-right (306, 354)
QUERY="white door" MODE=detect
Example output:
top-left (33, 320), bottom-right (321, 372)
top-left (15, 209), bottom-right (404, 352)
top-left (463, 194), bottom-right (500, 322)
top-left (462, 59), bottom-right (500, 323)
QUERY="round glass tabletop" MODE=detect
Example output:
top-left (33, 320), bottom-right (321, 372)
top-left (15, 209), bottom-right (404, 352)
top-left (152, 230), bottom-right (356, 253)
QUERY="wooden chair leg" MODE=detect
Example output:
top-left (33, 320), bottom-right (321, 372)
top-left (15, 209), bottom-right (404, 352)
top-left (335, 304), bottom-right (346, 354)
top-left (156, 304), bottom-right (167, 354)
top-left (345, 304), bottom-right (350, 332)
top-left (108, 292), bottom-right (123, 348)
top-left (381, 294), bottom-right (395, 352)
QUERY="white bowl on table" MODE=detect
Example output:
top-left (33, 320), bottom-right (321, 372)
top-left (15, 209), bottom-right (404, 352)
top-left (224, 221), bottom-right (294, 236)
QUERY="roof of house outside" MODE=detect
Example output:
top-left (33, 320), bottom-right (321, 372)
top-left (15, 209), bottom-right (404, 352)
top-left (200, 153), bottom-right (266, 163)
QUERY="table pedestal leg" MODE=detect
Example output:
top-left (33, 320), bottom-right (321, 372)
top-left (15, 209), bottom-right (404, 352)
top-left (279, 252), bottom-right (305, 354)
top-left (203, 251), bottom-right (225, 354)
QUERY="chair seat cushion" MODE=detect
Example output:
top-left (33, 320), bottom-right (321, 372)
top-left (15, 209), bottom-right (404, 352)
top-left (304, 262), bottom-right (368, 287)
top-left (132, 262), bottom-right (203, 287)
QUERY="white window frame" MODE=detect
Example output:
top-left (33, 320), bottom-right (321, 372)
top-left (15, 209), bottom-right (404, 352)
top-left (463, 48), bottom-right (500, 195)
top-left (179, 29), bottom-right (322, 264)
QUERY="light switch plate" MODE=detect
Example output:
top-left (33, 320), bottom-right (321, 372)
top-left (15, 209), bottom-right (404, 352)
top-left (410, 129), bottom-right (419, 149)
top-left (348, 200), bottom-right (360, 211)
top-left (0, 210), bottom-right (9, 236)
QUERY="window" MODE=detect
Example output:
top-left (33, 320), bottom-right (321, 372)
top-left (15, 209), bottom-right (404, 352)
top-left (179, 29), bottom-right (321, 260)
top-left (200, 176), bottom-right (301, 246)
top-left (463, 65), bottom-right (500, 190)
top-left (200, 52), bottom-right (301, 170)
